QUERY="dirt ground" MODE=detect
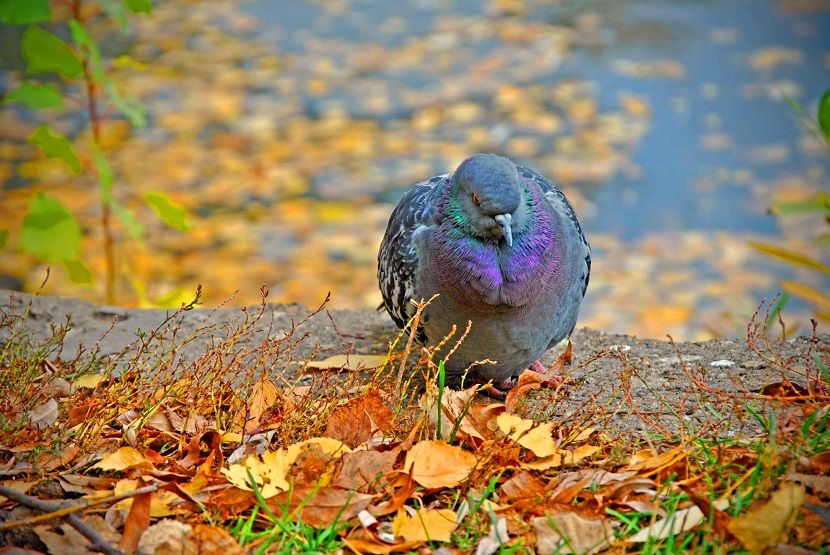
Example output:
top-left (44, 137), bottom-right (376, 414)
top-left (2, 288), bottom-right (827, 436)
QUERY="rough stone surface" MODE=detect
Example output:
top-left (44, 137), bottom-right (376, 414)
top-left (1, 289), bottom-right (827, 435)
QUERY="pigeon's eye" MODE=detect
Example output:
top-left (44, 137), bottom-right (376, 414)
top-left (471, 192), bottom-right (481, 205)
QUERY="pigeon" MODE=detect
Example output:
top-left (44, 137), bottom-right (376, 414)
top-left (378, 153), bottom-right (591, 391)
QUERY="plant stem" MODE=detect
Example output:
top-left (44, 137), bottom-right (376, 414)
top-left (72, 0), bottom-right (116, 304)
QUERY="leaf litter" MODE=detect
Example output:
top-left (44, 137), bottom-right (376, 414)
top-left (0, 292), bottom-right (828, 553)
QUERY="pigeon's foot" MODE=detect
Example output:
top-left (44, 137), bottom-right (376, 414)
top-left (474, 375), bottom-right (518, 400)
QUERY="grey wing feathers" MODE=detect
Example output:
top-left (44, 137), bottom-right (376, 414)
top-left (377, 175), bottom-right (446, 330)
top-left (516, 165), bottom-right (592, 299)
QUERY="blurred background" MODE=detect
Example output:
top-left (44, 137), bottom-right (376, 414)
top-left (1, 0), bottom-right (828, 340)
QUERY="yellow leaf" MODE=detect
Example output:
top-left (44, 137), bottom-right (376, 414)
top-left (497, 413), bottom-right (556, 458)
top-left (404, 441), bottom-right (477, 488)
top-left (780, 280), bottom-right (830, 312)
top-left (92, 447), bottom-right (154, 472)
top-left (306, 354), bottom-right (389, 370)
top-left (72, 373), bottom-right (105, 389)
top-left (221, 449), bottom-right (290, 499)
top-left (221, 438), bottom-right (349, 499)
top-left (728, 482), bottom-right (805, 553)
top-left (496, 413), bottom-right (533, 438)
top-left (113, 479), bottom-right (176, 517)
top-left (521, 445), bottom-right (599, 470)
top-left (393, 508), bottom-right (458, 542)
top-left (750, 241), bottom-right (830, 275)
top-left (285, 437), bottom-right (351, 463)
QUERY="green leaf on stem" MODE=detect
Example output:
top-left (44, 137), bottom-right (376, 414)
top-left (105, 81), bottom-right (146, 127)
top-left (68, 20), bottom-right (104, 79)
top-left (28, 125), bottom-right (82, 174)
top-left (145, 193), bottom-right (188, 231)
top-left (819, 90), bottom-right (830, 139)
top-left (64, 259), bottom-right (93, 284)
top-left (4, 81), bottom-right (63, 109)
top-left (0, 0), bottom-right (51, 24)
top-left (20, 192), bottom-right (81, 262)
top-left (114, 202), bottom-right (145, 244)
top-left (21, 26), bottom-right (83, 77)
top-left (124, 0), bottom-right (153, 14)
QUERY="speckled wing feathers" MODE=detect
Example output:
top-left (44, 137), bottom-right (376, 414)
top-left (377, 175), bottom-right (447, 330)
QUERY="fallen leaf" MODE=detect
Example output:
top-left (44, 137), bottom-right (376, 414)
top-left (245, 378), bottom-right (279, 432)
top-left (221, 448), bottom-right (290, 498)
top-left (119, 487), bottom-right (152, 554)
top-left (271, 485), bottom-right (374, 528)
top-left (332, 449), bottom-right (399, 491)
top-left (393, 508), bottom-right (458, 542)
top-left (93, 447), bottom-right (154, 473)
top-left (136, 520), bottom-right (244, 555)
top-left (325, 387), bottom-right (394, 447)
top-left (307, 353), bottom-right (388, 370)
top-left (476, 516), bottom-right (509, 555)
top-left (728, 482), bottom-right (806, 553)
top-left (626, 445), bottom-right (688, 475)
top-left (27, 397), bottom-right (58, 430)
top-left (34, 516), bottom-right (119, 555)
top-left (404, 440), bottom-right (477, 489)
top-left (497, 413), bottom-right (556, 458)
top-left (72, 373), bottom-right (105, 389)
top-left (628, 498), bottom-right (729, 542)
top-left (533, 512), bottom-right (613, 555)
top-left (786, 473), bottom-right (830, 496)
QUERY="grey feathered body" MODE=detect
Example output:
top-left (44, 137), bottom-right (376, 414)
top-left (378, 161), bottom-right (590, 384)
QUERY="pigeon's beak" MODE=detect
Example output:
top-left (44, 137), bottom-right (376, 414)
top-left (494, 213), bottom-right (513, 247)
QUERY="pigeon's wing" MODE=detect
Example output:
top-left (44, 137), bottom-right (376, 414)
top-left (378, 175), bottom-right (447, 331)
top-left (517, 165), bottom-right (591, 300)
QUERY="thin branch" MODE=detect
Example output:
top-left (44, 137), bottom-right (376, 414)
top-left (0, 483), bottom-right (159, 531)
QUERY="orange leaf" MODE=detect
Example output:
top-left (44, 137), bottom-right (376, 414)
top-left (118, 488), bottom-right (152, 554)
top-left (404, 440), bottom-right (477, 488)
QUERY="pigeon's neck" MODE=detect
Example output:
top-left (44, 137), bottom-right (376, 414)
top-left (432, 184), bottom-right (562, 309)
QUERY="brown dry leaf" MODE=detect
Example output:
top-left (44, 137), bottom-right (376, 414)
top-left (342, 533), bottom-right (422, 554)
top-left (306, 353), bottom-right (388, 371)
top-left (332, 449), bottom-right (399, 490)
top-left (786, 473), bottom-right (830, 496)
top-left (272, 486), bottom-right (374, 528)
top-left (393, 508), bottom-right (458, 542)
top-left (424, 386), bottom-right (486, 440)
top-left (35, 516), bottom-right (120, 555)
top-left (533, 512), bottom-right (613, 555)
top-left (404, 440), bottom-right (477, 489)
top-left (500, 470), bottom-right (547, 501)
top-left (93, 447), bottom-right (155, 473)
top-left (324, 387), bottom-right (394, 447)
top-left (497, 413), bottom-right (556, 458)
top-left (244, 378), bottom-right (279, 432)
top-left (728, 482), bottom-right (806, 553)
top-left (136, 521), bottom-right (244, 555)
top-left (27, 397), bottom-right (58, 430)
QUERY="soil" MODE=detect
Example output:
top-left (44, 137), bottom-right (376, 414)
top-left (1, 288), bottom-right (827, 436)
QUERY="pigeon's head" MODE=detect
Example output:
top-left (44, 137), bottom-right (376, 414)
top-left (452, 153), bottom-right (523, 247)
